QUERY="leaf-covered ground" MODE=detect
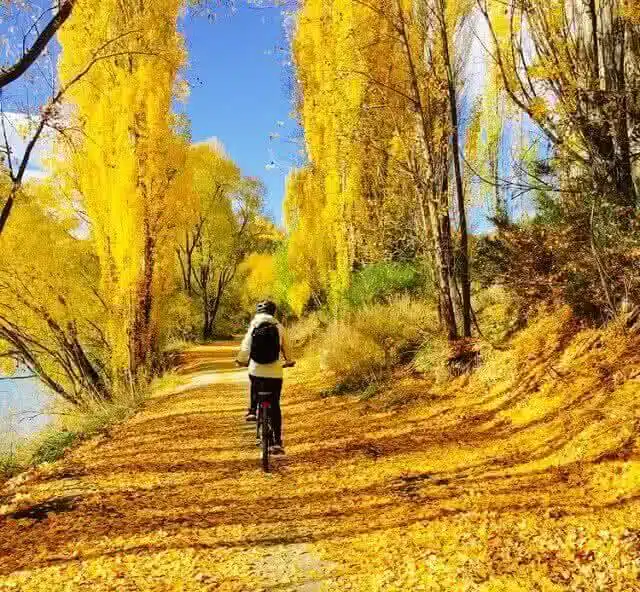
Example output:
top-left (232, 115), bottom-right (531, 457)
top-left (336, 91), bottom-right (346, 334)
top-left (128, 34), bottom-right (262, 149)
top-left (1, 328), bottom-right (640, 591)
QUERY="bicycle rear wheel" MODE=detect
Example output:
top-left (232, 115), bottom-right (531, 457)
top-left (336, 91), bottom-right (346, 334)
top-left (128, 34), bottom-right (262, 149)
top-left (261, 412), bottom-right (270, 472)
top-left (256, 407), bottom-right (261, 444)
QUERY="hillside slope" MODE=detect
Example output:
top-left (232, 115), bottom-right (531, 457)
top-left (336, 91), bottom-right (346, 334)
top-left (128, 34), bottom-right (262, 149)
top-left (1, 317), bottom-right (640, 591)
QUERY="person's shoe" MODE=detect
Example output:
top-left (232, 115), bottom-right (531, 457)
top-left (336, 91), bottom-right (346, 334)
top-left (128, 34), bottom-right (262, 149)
top-left (270, 444), bottom-right (285, 455)
top-left (245, 412), bottom-right (257, 422)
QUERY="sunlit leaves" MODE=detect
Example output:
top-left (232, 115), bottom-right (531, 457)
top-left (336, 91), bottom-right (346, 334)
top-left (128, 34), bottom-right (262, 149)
top-left (175, 142), bottom-right (272, 337)
top-left (0, 180), bottom-right (106, 400)
top-left (57, 0), bottom-right (187, 381)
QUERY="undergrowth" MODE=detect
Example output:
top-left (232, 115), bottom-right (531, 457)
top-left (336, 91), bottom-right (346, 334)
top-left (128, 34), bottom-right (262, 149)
top-left (293, 283), bottom-right (640, 425)
top-left (307, 296), bottom-right (438, 394)
top-left (0, 386), bottom-right (148, 481)
top-left (298, 290), bottom-right (513, 397)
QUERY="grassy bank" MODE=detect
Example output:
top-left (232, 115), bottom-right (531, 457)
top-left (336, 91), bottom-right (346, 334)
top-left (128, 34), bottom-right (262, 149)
top-left (290, 293), bottom-right (640, 477)
top-left (288, 291), bottom-right (514, 396)
top-left (0, 370), bottom-right (190, 482)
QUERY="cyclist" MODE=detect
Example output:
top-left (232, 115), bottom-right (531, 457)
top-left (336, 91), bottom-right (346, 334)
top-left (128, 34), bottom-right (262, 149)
top-left (236, 300), bottom-right (291, 455)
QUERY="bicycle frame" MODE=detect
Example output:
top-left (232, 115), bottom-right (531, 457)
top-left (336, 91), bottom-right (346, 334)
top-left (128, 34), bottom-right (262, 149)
top-left (256, 397), bottom-right (272, 439)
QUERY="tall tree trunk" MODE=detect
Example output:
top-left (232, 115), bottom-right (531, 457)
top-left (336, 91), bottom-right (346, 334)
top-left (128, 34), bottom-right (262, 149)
top-left (202, 308), bottom-right (211, 341)
top-left (398, 1), bottom-right (457, 340)
top-left (438, 191), bottom-right (459, 340)
top-left (201, 265), bottom-right (212, 341)
top-left (0, 188), bottom-right (16, 236)
top-left (202, 272), bottom-right (228, 341)
top-left (439, 0), bottom-right (472, 337)
top-left (202, 311), bottom-right (213, 341)
top-left (132, 224), bottom-right (156, 374)
top-left (425, 179), bottom-right (458, 340)
top-left (612, 18), bottom-right (637, 208)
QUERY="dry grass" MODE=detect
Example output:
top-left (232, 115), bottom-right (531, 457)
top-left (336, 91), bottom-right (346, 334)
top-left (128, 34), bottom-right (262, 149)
top-left (285, 311), bottom-right (328, 358)
top-left (312, 297), bottom-right (438, 392)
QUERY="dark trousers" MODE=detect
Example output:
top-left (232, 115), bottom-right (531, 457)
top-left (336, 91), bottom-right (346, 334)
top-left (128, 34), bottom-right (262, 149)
top-left (249, 375), bottom-right (283, 445)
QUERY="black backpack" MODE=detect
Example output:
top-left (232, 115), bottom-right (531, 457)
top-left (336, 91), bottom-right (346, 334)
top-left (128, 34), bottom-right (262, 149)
top-left (250, 322), bottom-right (280, 364)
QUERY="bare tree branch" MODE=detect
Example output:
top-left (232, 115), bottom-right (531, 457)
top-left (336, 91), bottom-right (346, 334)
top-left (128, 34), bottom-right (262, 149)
top-left (0, 0), bottom-right (76, 91)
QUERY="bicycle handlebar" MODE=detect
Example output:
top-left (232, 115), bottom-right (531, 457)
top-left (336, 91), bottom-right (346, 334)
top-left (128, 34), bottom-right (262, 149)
top-left (235, 360), bottom-right (296, 368)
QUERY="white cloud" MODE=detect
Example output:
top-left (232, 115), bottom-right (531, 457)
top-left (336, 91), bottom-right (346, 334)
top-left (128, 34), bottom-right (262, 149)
top-left (462, 9), bottom-right (491, 105)
top-left (23, 168), bottom-right (48, 181)
top-left (194, 135), bottom-right (228, 157)
top-left (1, 111), bottom-right (53, 178)
top-left (0, 113), bottom-right (53, 177)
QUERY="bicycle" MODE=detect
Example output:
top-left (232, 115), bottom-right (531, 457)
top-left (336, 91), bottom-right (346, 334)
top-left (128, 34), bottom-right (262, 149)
top-left (256, 360), bottom-right (295, 473)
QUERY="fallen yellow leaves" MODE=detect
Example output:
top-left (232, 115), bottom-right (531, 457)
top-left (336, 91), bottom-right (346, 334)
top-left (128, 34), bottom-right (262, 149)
top-left (1, 328), bottom-right (640, 590)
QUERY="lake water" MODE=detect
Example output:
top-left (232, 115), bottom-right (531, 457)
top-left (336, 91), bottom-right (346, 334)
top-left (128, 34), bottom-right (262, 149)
top-left (0, 374), bottom-right (52, 447)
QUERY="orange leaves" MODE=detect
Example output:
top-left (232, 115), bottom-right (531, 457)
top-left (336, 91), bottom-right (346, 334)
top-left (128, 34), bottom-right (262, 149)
top-left (3, 327), bottom-right (640, 589)
top-left (623, 1), bottom-right (640, 24)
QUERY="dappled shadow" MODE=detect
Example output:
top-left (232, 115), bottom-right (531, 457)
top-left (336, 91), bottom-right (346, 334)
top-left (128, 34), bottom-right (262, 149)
top-left (2, 340), bottom-right (640, 581)
top-left (4, 495), bottom-right (82, 522)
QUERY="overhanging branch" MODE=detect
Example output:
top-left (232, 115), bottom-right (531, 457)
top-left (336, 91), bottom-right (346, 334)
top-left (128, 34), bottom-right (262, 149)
top-left (0, 0), bottom-right (76, 90)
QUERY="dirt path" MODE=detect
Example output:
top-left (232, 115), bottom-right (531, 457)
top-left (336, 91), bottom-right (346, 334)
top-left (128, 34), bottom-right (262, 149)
top-left (0, 343), bottom-right (342, 590)
top-left (1, 343), bottom-right (640, 590)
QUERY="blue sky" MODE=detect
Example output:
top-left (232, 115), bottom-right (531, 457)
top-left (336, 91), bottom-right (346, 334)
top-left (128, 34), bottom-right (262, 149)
top-left (181, 5), bottom-right (301, 223)
top-left (1, 2), bottom-right (300, 224)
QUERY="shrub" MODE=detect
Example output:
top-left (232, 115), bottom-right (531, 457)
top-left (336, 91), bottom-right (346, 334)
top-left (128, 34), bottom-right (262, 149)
top-left (74, 394), bottom-right (142, 436)
top-left (413, 334), bottom-right (450, 384)
top-left (317, 297), bottom-right (438, 392)
top-left (31, 430), bottom-right (78, 465)
top-left (472, 286), bottom-right (519, 344)
top-left (319, 323), bottom-right (386, 390)
top-left (0, 450), bottom-right (21, 479)
top-left (212, 315), bottom-right (240, 340)
top-left (351, 297), bottom-right (437, 361)
top-left (162, 291), bottom-right (201, 342)
top-left (0, 379), bottom-right (149, 484)
top-left (346, 262), bottom-right (424, 309)
top-left (474, 219), bottom-right (555, 314)
top-left (32, 387), bottom-right (144, 467)
top-left (286, 311), bottom-right (329, 357)
top-left (475, 201), bottom-right (640, 323)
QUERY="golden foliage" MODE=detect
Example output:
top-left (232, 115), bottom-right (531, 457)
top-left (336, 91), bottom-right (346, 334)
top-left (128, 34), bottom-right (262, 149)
top-left (290, 0), bottom-right (367, 311)
top-left (57, 0), bottom-right (187, 381)
top-left (0, 180), bottom-right (109, 402)
top-left (239, 253), bottom-right (276, 306)
top-left (289, 0), bottom-right (430, 312)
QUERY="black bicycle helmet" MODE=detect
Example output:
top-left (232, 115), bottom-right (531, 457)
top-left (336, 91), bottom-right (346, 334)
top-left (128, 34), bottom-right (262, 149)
top-left (256, 300), bottom-right (277, 315)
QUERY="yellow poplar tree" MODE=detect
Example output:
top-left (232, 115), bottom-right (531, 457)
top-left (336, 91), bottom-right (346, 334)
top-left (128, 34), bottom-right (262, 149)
top-left (293, 0), bottom-right (366, 312)
top-left (58, 0), bottom-right (186, 384)
top-left (291, 0), bottom-right (460, 337)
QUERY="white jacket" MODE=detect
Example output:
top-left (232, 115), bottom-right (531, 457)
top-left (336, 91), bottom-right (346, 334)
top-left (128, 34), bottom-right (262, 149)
top-left (237, 313), bottom-right (290, 379)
